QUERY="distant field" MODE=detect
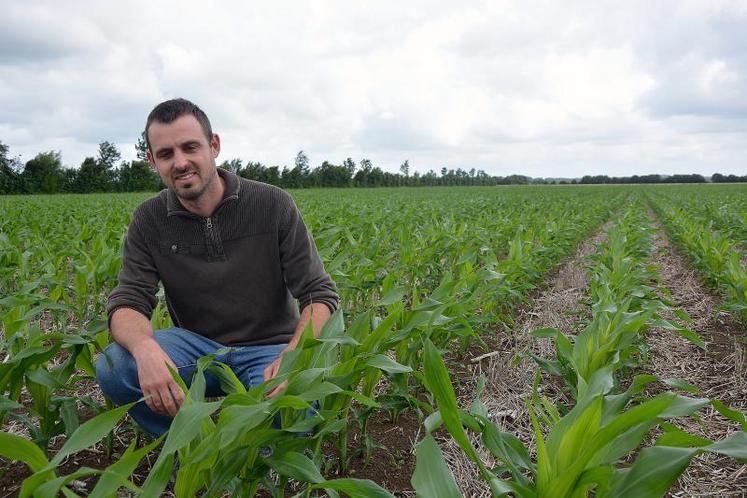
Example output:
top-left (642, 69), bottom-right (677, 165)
top-left (1, 184), bottom-right (745, 497)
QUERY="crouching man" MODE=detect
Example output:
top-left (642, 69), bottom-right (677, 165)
top-left (96, 98), bottom-right (338, 436)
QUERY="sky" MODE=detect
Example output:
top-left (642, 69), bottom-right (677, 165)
top-left (1, 0), bottom-right (746, 178)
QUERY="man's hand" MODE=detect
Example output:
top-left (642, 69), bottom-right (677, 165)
top-left (263, 304), bottom-right (332, 398)
top-left (263, 345), bottom-right (294, 397)
top-left (132, 340), bottom-right (184, 416)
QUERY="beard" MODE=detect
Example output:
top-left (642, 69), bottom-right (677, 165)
top-left (173, 169), bottom-right (217, 201)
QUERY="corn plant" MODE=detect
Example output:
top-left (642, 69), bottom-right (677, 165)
top-left (650, 191), bottom-right (747, 325)
top-left (416, 337), bottom-right (747, 498)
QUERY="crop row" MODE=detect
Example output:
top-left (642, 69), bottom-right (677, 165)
top-left (645, 184), bottom-right (747, 248)
top-left (417, 200), bottom-right (747, 497)
top-left (648, 192), bottom-right (747, 325)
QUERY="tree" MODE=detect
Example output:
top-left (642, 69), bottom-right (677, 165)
top-left (295, 150), bottom-right (310, 176)
top-left (23, 151), bottom-right (65, 194)
top-left (343, 158), bottom-right (356, 182)
top-left (354, 158), bottom-right (373, 187)
top-left (135, 132), bottom-right (149, 161)
top-left (0, 142), bottom-right (24, 194)
top-left (219, 158), bottom-right (243, 174)
top-left (97, 141), bottom-right (121, 170)
top-left (116, 160), bottom-right (161, 192)
top-left (265, 166), bottom-right (281, 186)
top-left (399, 160), bottom-right (410, 178)
top-left (76, 141), bottom-right (121, 192)
top-left (76, 157), bottom-right (104, 192)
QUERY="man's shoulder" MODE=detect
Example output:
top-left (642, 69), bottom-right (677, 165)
top-left (237, 178), bottom-right (295, 209)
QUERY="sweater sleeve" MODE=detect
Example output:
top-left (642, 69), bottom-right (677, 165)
top-left (278, 193), bottom-right (339, 313)
top-left (107, 209), bottom-right (160, 324)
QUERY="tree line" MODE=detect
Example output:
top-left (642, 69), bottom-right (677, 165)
top-left (1, 140), bottom-right (744, 195)
top-left (577, 173), bottom-right (747, 184)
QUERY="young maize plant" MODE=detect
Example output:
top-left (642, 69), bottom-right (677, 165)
top-left (413, 201), bottom-right (746, 498)
top-left (650, 197), bottom-right (747, 325)
top-left (417, 337), bottom-right (747, 498)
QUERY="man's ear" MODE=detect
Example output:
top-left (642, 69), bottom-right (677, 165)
top-left (211, 133), bottom-right (221, 158)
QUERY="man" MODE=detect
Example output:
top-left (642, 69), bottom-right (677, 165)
top-left (95, 98), bottom-right (338, 437)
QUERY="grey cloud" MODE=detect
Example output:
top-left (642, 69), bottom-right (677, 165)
top-left (631, 7), bottom-right (747, 120)
top-left (353, 116), bottom-right (440, 152)
top-left (0, 6), bottom-right (105, 64)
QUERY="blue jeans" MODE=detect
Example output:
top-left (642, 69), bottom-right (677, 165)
top-left (95, 327), bottom-right (287, 437)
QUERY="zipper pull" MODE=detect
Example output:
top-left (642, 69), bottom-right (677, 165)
top-left (206, 217), bottom-right (213, 229)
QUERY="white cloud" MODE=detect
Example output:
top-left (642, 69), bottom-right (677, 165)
top-left (1, 0), bottom-right (746, 177)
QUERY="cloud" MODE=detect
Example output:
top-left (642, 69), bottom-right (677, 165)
top-left (1, 1), bottom-right (746, 176)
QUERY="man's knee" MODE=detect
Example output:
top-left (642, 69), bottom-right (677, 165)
top-left (95, 342), bottom-right (138, 401)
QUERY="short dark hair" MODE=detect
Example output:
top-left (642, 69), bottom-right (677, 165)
top-left (144, 98), bottom-right (213, 150)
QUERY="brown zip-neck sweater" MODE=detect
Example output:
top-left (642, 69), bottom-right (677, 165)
top-left (107, 169), bottom-right (339, 346)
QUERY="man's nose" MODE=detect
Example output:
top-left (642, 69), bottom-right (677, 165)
top-left (173, 150), bottom-right (190, 169)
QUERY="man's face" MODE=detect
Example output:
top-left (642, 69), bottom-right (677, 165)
top-left (146, 115), bottom-right (221, 201)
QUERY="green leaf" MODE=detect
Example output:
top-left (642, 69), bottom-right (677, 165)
top-left (264, 451), bottom-right (324, 483)
top-left (673, 309), bottom-right (694, 324)
top-left (364, 354), bottom-right (413, 374)
top-left (411, 433), bottom-right (462, 498)
top-left (609, 446), bottom-right (697, 498)
top-left (203, 447), bottom-right (251, 497)
top-left (138, 453), bottom-right (174, 497)
top-left (531, 327), bottom-right (561, 338)
top-left (217, 402), bottom-right (271, 444)
top-left (379, 287), bottom-right (407, 306)
top-left (26, 368), bottom-right (65, 390)
top-left (51, 402), bottom-right (136, 467)
top-left (271, 395), bottom-right (312, 410)
top-left (422, 338), bottom-right (478, 462)
top-left (675, 328), bottom-right (706, 350)
top-left (0, 431), bottom-right (49, 472)
top-left (297, 381), bottom-right (343, 401)
top-left (661, 378), bottom-right (701, 394)
top-left (711, 399), bottom-right (747, 431)
top-left (311, 478), bottom-right (396, 498)
top-left (704, 431), bottom-right (747, 460)
top-left (655, 424), bottom-right (712, 448)
top-left (89, 437), bottom-right (163, 498)
top-left (339, 390), bottom-right (380, 408)
top-left (60, 399), bottom-right (80, 438)
top-left (0, 396), bottom-right (23, 413)
top-left (160, 399), bottom-right (222, 456)
top-left (658, 396), bottom-right (709, 419)
top-left (34, 467), bottom-right (100, 498)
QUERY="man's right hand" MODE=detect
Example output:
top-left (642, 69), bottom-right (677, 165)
top-left (132, 340), bottom-right (184, 417)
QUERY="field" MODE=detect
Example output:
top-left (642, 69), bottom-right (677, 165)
top-left (1, 184), bottom-right (746, 497)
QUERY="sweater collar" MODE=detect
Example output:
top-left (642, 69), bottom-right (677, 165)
top-left (165, 168), bottom-right (240, 216)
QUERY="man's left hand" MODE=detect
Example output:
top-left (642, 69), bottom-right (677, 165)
top-left (263, 347), bottom-right (292, 397)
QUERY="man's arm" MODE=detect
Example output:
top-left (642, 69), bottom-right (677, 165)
top-left (263, 302), bottom-right (331, 396)
top-left (110, 307), bottom-right (184, 416)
